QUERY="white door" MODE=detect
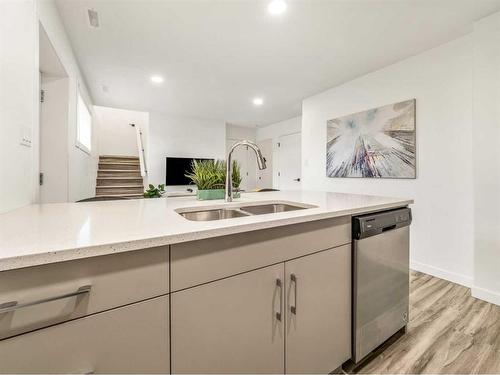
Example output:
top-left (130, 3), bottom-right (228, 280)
top-left (40, 77), bottom-right (70, 203)
top-left (256, 139), bottom-right (273, 189)
top-left (277, 133), bottom-right (301, 190)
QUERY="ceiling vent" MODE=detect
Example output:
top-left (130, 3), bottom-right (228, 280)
top-left (87, 8), bottom-right (100, 28)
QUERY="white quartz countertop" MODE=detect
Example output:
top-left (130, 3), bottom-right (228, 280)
top-left (0, 191), bottom-right (412, 271)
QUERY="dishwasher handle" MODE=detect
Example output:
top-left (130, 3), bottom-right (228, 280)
top-left (382, 224), bottom-right (397, 232)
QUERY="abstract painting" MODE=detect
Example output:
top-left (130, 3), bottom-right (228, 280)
top-left (326, 99), bottom-right (416, 178)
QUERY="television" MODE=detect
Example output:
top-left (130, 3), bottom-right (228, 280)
top-left (166, 157), bottom-right (213, 186)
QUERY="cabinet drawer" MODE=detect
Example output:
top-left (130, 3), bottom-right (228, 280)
top-left (0, 296), bottom-right (170, 374)
top-left (171, 217), bottom-right (350, 291)
top-left (0, 246), bottom-right (169, 339)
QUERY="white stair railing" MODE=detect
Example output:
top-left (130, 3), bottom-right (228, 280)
top-left (132, 123), bottom-right (147, 178)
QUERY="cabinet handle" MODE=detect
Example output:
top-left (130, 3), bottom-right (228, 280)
top-left (0, 285), bottom-right (92, 314)
top-left (290, 274), bottom-right (297, 314)
top-left (276, 278), bottom-right (282, 321)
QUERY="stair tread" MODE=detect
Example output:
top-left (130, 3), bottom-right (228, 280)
top-left (99, 164), bottom-right (140, 167)
top-left (95, 195), bottom-right (144, 198)
top-left (97, 185), bottom-right (144, 188)
top-left (97, 169), bottom-right (141, 172)
top-left (99, 160), bottom-right (140, 164)
top-left (99, 156), bottom-right (139, 160)
top-left (97, 176), bottom-right (142, 180)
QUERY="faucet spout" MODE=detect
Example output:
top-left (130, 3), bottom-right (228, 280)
top-left (225, 140), bottom-right (267, 202)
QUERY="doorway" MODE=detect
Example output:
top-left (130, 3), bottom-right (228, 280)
top-left (277, 132), bottom-right (302, 190)
top-left (39, 23), bottom-right (69, 203)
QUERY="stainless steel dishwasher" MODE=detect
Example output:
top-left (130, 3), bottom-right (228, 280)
top-left (352, 207), bottom-right (412, 364)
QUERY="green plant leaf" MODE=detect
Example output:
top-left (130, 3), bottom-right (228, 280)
top-left (144, 184), bottom-right (166, 198)
top-left (184, 158), bottom-right (243, 191)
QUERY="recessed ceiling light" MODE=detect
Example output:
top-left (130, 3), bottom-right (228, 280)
top-left (253, 97), bottom-right (264, 106)
top-left (150, 75), bottom-right (164, 84)
top-left (268, 0), bottom-right (287, 15)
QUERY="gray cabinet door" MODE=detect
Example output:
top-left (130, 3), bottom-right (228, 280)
top-left (0, 296), bottom-right (170, 374)
top-left (171, 264), bottom-right (285, 374)
top-left (285, 245), bottom-right (351, 374)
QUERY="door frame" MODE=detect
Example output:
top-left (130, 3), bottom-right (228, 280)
top-left (39, 22), bottom-right (70, 203)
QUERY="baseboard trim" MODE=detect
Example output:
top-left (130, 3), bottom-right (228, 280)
top-left (471, 286), bottom-right (500, 307)
top-left (410, 260), bottom-right (472, 288)
top-left (410, 261), bottom-right (500, 307)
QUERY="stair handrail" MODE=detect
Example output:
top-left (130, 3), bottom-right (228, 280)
top-left (132, 123), bottom-right (147, 177)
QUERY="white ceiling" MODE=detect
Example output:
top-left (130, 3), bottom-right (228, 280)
top-left (56, 0), bottom-right (500, 126)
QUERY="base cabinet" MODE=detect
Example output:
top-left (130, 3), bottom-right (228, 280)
top-left (0, 296), bottom-right (170, 374)
top-left (285, 245), bottom-right (351, 373)
top-left (171, 245), bottom-right (351, 374)
top-left (171, 264), bottom-right (285, 374)
top-left (0, 218), bottom-right (353, 374)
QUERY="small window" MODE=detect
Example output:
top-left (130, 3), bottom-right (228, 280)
top-left (76, 92), bottom-right (92, 153)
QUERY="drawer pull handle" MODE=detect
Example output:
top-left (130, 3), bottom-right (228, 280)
top-left (0, 285), bottom-right (92, 314)
top-left (290, 273), bottom-right (297, 314)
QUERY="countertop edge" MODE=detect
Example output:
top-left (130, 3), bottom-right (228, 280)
top-left (0, 199), bottom-right (412, 272)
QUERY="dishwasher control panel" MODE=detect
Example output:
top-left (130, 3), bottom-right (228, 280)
top-left (353, 207), bottom-right (411, 240)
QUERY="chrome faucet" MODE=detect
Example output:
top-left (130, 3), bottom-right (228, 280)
top-left (225, 140), bottom-right (267, 202)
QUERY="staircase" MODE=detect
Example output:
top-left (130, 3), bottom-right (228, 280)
top-left (96, 155), bottom-right (144, 198)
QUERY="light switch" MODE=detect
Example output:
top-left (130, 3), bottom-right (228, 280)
top-left (20, 126), bottom-right (32, 147)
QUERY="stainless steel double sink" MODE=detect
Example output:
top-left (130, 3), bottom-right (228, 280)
top-left (177, 202), bottom-right (315, 221)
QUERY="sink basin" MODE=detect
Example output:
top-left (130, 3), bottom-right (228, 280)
top-left (239, 203), bottom-right (307, 215)
top-left (176, 201), bottom-right (315, 221)
top-left (179, 209), bottom-right (250, 221)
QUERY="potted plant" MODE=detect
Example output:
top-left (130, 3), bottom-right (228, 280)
top-left (185, 159), bottom-right (242, 200)
top-left (143, 184), bottom-right (165, 198)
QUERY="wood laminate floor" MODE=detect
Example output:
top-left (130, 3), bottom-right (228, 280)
top-left (356, 271), bottom-right (500, 374)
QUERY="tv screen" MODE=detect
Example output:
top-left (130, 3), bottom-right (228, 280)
top-left (166, 157), bottom-right (213, 186)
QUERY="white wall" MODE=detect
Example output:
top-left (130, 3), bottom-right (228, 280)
top-left (226, 124), bottom-right (256, 143)
top-left (302, 36), bottom-right (474, 287)
top-left (95, 106), bottom-right (149, 157)
top-left (148, 112), bottom-right (226, 188)
top-left (0, 0), bottom-right (38, 213)
top-left (257, 116), bottom-right (302, 189)
top-left (472, 12), bottom-right (500, 305)
top-left (257, 116), bottom-right (302, 141)
top-left (39, 0), bottom-right (98, 202)
top-left (0, 0), bottom-right (96, 210)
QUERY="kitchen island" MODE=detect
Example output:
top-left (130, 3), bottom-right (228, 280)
top-left (0, 191), bottom-right (412, 374)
